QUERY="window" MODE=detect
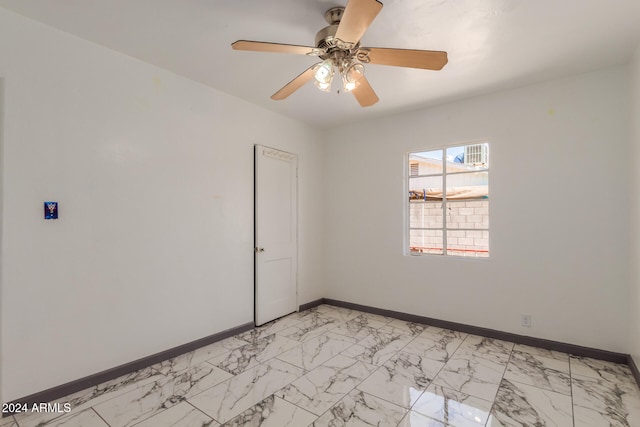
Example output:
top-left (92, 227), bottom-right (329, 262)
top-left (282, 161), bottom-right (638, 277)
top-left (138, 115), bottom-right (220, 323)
top-left (408, 142), bottom-right (489, 257)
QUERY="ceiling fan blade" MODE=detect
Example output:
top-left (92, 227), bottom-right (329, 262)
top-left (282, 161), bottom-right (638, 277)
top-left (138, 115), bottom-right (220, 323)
top-left (351, 76), bottom-right (379, 107)
top-left (232, 40), bottom-right (319, 56)
top-left (271, 66), bottom-right (316, 100)
top-left (334, 0), bottom-right (383, 46)
top-left (360, 47), bottom-right (448, 70)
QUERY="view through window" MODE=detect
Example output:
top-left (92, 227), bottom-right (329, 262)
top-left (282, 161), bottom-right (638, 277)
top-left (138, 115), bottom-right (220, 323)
top-left (408, 142), bottom-right (489, 257)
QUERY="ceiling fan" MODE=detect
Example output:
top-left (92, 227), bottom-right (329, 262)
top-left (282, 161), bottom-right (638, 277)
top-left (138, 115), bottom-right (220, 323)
top-left (231, 0), bottom-right (448, 107)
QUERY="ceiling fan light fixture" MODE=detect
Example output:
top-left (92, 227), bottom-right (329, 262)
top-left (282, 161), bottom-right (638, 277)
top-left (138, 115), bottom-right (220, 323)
top-left (342, 62), bottom-right (364, 92)
top-left (314, 80), bottom-right (332, 92)
top-left (342, 74), bottom-right (358, 92)
top-left (313, 59), bottom-right (334, 84)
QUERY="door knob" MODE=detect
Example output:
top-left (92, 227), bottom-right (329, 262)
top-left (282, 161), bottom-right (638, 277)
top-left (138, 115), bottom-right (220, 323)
top-left (255, 247), bottom-right (265, 253)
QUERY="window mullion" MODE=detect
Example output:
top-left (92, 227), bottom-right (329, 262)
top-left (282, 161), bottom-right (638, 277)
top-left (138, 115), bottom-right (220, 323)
top-left (446, 169), bottom-right (490, 176)
top-left (442, 149), bottom-right (447, 255)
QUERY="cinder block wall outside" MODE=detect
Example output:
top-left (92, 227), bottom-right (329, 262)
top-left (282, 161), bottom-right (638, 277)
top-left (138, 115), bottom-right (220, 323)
top-left (409, 199), bottom-right (489, 256)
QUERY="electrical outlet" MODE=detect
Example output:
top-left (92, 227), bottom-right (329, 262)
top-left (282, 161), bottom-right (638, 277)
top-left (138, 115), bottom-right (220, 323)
top-left (521, 314), bottom-right (532, 328)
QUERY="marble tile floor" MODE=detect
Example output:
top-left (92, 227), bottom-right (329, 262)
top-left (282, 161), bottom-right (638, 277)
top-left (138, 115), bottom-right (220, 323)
top-left (6, 304), bottom-right (640, 426)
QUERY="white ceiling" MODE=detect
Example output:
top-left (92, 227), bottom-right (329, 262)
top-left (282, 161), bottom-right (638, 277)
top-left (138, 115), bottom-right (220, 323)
top-left (1, 0), bottom-right (639, 128)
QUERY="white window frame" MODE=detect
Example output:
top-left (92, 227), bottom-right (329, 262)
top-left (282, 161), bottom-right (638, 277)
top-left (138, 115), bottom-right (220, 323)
top-left (406, 141), bottom-right (490, 258)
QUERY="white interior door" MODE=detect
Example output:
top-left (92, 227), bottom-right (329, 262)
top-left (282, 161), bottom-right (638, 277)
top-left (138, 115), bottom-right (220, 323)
top-left (254, 145), bottom-right (298, 326)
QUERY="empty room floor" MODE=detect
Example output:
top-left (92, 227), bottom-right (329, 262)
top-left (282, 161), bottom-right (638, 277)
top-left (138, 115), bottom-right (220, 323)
top-left (5, 304), bottom-right (640, 426)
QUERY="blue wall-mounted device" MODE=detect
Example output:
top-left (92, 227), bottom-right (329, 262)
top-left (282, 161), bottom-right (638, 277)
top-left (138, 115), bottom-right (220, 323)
top-left (44, 202), bottom-right (58, 220)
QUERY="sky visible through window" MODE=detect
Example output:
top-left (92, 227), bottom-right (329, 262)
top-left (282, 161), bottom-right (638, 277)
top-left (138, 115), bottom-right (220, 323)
top-left (413, 146), bottom-right (464, 163)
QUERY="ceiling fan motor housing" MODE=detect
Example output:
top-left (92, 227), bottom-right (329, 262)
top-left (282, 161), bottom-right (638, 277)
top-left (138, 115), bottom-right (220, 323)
top-left (315, 7), bottom-right (360, 65)
top-left (315, 24), bottom-right (340, 50)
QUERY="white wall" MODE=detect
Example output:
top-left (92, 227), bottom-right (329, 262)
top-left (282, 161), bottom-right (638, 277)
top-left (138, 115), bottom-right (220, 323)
top-left (323, 66), bottom-right (631, 353)
top-left (631, 43), bottom-right (640, 366)
top-left (0, 8), bottom-right (324, 400)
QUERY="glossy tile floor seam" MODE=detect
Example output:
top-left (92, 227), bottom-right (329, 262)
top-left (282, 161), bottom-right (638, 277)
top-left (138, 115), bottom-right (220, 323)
top-left (10, 304), bottom-right (640, 427)
top-left (483, 344), bottom-right (516, 427)
top-left (568, 352), bottom-right (576, 427)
